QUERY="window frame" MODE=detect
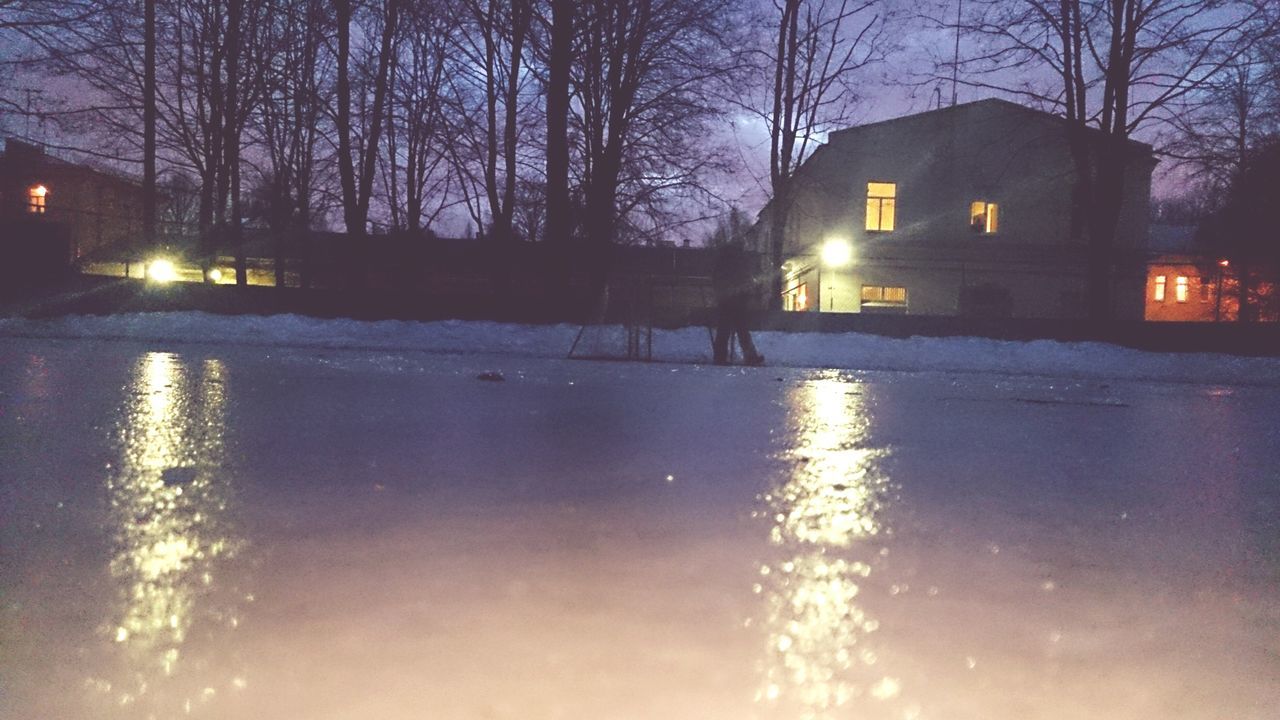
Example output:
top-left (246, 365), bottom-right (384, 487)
top-left (970, 200), bottom-right (998, 234)
top-left (1175, 276), bottom-right (1189, 303)
top-left (865, 181), bottom-right (896, 233)
top-left (860, 284), bottom-right (908, 306)
top-left (27, 184), bottom-right (48, 215)
top-left (1153, 275), bottom-right (1166, 302)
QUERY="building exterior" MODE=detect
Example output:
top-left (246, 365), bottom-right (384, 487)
top-left (1144, 256), bottom-right (1231, 322)
top-left (754, 99), bottom-right (1156, 320)
top-left (1142, 224), bottom-right (1276, 322)
top-left (1144, 224), bottom-right (1224, 322)
top-left (0, 138), bottom-right (145, 262)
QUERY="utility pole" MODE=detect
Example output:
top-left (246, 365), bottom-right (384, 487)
top-left (951, 0), bottom-right (963, 106)
top-left (21, 88), bottom-right (44, 140)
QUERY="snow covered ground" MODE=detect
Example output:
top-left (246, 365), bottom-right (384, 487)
top-left (3, 311), bottom-right (1279, 385)
top-left (2, 315), bottom-right (1278, 720)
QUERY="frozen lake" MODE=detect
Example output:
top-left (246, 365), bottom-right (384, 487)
top-left (2, 332), bottom-right (1277, 719)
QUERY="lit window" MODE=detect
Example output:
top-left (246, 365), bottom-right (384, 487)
top-left (865, 182), bottom-right (896, 232)
top-left (861, 285), bottom-right (907, 305)
top-left (1175, 276), bottom-right (1188, 303)
top-left (782, 277), bottom-right (810, 312)
top-left (970, 201), bottom-right (998, 233)
top-left (28, 184), bottom-right (48, 214)
top-left (1153, 275), bottom-right (1166, 302)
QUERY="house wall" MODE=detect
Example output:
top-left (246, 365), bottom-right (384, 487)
top-left (1, 141), bottom-right (144, 261)
top-left (771, 100), bottom-right (1154, 320)
top-left (1141, 260), bottom-right (1273, 322)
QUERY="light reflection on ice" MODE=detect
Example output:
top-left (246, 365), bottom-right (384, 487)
top-left (91, 352), bottom-right (247, 716)
top-left (755, 372), bottom-right (903, 718)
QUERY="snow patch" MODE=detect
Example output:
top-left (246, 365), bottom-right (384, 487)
top-left (1, 311), bottom-right (1276, 385)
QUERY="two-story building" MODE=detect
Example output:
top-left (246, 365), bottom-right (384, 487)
top-left (754, 99), bottom-right (1156, 320)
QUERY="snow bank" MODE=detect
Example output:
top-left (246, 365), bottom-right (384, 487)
top-left (2, 311), bottom-right (1276, 386)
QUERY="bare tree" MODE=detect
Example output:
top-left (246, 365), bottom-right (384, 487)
top-left (1163, 31), bottom-right (1280, 196)
top-left (446, 0), bottom-right (535, 251)
top-left (0, 1), bottom-right (98, 121)
top-left (250, 0), bottom-right (332, 286)
top-left (939, 0), bottom-right (1274, 320)
top-left (748, 0), bottom-right (890, 308)
top-left (542, 0), bottom-right (574, 248)
top-left (144, 0), bottom-right (157, 248)
top-left (1197, 138), bottom-right (1280, 321)
top-left (335, 0), bottom-right (400, 239)
top-left (571, 0), bottom-right (741, 283)
top-left (384, 0), bottom-right (453, 233)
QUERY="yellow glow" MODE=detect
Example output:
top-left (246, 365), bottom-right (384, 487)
top-left (755, 375), bottom-right (901, 716)
top-left (93, 353), bottom-right (246, 715)
top-left (867, 182), bottom-right (896, 198)
top-left (1175, 276), bottom-right (1189, 303)
top-left (1154, 275), bottom-right (1166, 302)
top-left (861, 285), bottom-right (907, 306)
top-left (147, 258), bottom-right (178, 283)
top-left (28, 184), bottom-right (48, 214)
top-left (820, 239), bottom-right (853, 268)
top-left (865, 183), bottom-right (896, 232)
top-left (971, 200), bottom-right (998, 233)
top-left (208, 268), bottom-right (223, 283)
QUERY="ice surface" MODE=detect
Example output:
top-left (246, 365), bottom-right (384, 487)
top-left (1, 324), bottom-right (1278, 720)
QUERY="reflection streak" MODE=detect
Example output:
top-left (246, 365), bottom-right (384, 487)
top-left (93, 353), bottom-right (245, 716)
top-left (756, 374), bottom-right (898, 718)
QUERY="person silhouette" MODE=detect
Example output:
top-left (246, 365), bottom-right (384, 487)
top-left (711, 240), bottom-right (765, 366)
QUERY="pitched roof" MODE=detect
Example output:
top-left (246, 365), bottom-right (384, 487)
top-left (828, 97), bottom-right (1154, 156)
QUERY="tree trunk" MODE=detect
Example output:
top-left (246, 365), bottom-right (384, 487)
top-left (143, 0), bottom-right (156, 252)
top-left (544, 0), bottom-right (574, 310)
top-left (357, 0), bottom-right (399, 229)
top-left (226, 0), bottom-right (245, 286)
top-left (1236, 260), bottom-right (1252, 322)
top-left (336, 0), bottom-right (359, 236)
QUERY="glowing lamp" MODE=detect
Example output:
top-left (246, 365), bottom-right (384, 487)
top-left (208, 268), bottom-right (223, 282)
top-left (147, 258), bottom-right (178, 283)
top-left (820, 239), bottom-right (853, 267)
top-left (1218, 259), bottom-right (1229, 268)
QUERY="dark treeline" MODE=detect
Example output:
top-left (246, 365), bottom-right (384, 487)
top-left (1, 0), bottom-right (763, 296)
top-left (1, 0), bottom-right (1278, 318)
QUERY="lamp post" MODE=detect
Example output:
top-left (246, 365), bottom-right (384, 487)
top-left (781, 238), bottom-right (854, 312)
top-left (819, 238), bottom-right (853, 312)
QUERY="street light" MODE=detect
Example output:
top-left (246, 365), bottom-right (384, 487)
top-left (146, 257), bottom-right (178, 283)
top-left (782, 239), bottom-right (855, 312)
top-left (818, 238), bottom-right (854, 311)
top-left (821, 238), bottom-right (853, 268)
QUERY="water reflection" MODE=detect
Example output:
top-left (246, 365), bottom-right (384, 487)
top-left (755, 373), bottom-right (904, 718)
top-left (91, 352), bottom-right (247, 716)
